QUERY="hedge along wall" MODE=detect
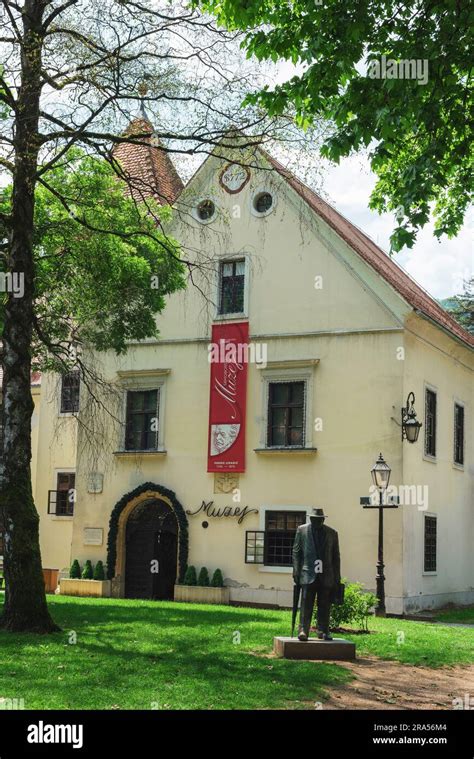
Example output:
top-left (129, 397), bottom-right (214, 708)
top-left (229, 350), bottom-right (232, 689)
top-left (106, 482), bottom-right (189, 582)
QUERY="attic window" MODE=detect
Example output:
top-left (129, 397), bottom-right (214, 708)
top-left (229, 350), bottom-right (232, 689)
top-left (253, 192), bottom-right (273, 215)
top-left (196, 199), bottom-right (216, 222)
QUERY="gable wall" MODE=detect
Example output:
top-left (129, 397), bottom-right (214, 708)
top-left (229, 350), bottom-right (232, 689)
top-left (153, 154), bottom-right (407, 341)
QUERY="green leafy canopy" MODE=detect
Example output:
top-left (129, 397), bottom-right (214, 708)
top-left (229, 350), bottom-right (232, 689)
top-left (197, 0), bottom-right (473, 252)
top-left (0, 150), bottom-right (185, 369)
top-left (444, 277), bottom-right (474, 335)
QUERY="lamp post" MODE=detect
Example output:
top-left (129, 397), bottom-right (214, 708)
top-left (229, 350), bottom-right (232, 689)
top-left (401, 392), bottom-right (422, 443)
top-left (371, 452), bottom-right (391, 617)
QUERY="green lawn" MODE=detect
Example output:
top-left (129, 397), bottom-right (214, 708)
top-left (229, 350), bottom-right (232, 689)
top-left (343, 615), bottom-right (474, 667)
top-left (0, 596), bottom-right (351, 710)
top-left (433, 606), bottom-right (474, 624)
top-left (0, 596), bottom-right (473, 710)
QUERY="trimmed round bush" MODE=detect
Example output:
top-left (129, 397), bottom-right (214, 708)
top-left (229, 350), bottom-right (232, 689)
top-left (93, 561), bottom-right (105, 581)
top-left (197, 567), bottom-right (210, 587)
top-left (81, 560), bottom-right (94, 580)
top-left (211, 568), bottom-right (224, 588)
top-left (183, 565), bottom-right (197, 586)
top-left (69, 559), bottom-right (81, 579)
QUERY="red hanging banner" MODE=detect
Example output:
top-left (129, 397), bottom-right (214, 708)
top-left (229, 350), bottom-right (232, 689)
top-left (207, 322), bottom-right (249, 473)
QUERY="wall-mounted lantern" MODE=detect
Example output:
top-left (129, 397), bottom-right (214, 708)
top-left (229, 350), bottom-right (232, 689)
top-left (401, 392), bottom-right (422, 443)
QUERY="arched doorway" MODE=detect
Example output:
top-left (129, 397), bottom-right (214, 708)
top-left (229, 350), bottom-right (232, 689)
top-left (124, 498), bottom-right (178, 600)
top-left (107, 483), bottom-right (189, 599)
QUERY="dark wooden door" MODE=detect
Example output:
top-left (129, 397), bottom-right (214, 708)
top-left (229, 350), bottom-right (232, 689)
top-left (125, 499), bottom-right (178, 600)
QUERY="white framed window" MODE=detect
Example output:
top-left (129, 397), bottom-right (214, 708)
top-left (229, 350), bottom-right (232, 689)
top-left (59, 370), bottom-right (80, 415)
top-left (423, 383), bottom-right (437, 461)
top-left (193, 198), bottom-right (217, 224)
top-left (214, 255), bottom-right (249, 320)
top-left (124, 389), bottom-right (160, 451)
top-left (117, 371), bottom-right (168, 453)
top-left (423, 513), bottom-right (437, 575)
top-left (258, 364), bottom-right (317, 450)
top-left (453, 400), bottom-right (465, 467)
top-left (250, 186), bottom-right (277, 218)
top-left (254, 505), bottom-right (309, 572)
top-left (49, 468), bottom-right (76, 518)
top-left (267, 381), bottom-right (305, 447)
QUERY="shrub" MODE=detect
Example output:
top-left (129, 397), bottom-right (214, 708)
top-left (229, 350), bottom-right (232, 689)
top-left (93, 561), bottom-right (105, 581)
top-left (197, 567), bottom-right (210, 587)
top-left (69, 559), bottom-right (81, 579)
top-left (183, 565), bottom-right (197, 586)
top-left (211, 568), bottom-right (224, 588)
top-left (314, 579), bottom-right (377, 632)
top-left (81, 560), bottom-right (94, 580)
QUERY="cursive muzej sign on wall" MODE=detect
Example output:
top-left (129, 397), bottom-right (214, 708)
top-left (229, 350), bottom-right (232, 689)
top-left (186, 501), bottom-right (258, 525)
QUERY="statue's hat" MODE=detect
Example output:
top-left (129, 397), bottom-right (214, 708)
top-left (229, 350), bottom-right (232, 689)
top-left (311, 508), bottom-right (326, 518)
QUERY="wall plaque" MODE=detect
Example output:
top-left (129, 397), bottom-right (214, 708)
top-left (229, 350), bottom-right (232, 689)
top-left (87, 472), bottom-right (104, 493)
top-left (87, 472), bottom-right (104, 494)
top-left (83, 528), bottom-right (103, 546)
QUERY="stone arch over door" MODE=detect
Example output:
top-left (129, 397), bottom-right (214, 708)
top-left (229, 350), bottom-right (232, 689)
top-left (106, 482), bottom-right (189, 598)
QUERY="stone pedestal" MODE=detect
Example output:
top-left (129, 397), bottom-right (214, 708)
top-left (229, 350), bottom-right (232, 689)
top-left (274, 636), bottom-right (356, 660)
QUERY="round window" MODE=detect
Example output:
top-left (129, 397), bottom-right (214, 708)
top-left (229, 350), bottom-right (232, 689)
top-left (197, 199), bottom-right (215, 221)
top-left (253, 191), bottom-right (273, 214)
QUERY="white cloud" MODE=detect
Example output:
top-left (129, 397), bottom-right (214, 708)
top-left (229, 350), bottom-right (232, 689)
top-left (322, 155), bottom-right (473, 299)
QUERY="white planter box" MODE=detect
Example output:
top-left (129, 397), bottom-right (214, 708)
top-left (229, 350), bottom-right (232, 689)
top-left (174, 585), bottom-right (230, 605)
top-left (60, 578), bottom-right (111, 598)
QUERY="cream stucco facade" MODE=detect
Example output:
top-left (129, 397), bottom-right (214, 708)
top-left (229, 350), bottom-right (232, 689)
top-left (29, 145), bottom-right (473, 615)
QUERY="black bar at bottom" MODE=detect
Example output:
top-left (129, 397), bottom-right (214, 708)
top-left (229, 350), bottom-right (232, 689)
top-left (0, 709), bottom-right (471, 757)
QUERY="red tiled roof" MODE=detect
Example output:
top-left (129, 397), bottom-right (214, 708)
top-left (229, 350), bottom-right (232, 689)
top-left (112, 117), bottom-right (183, 206)
top-left (262, 151), bottom-right (474, 348)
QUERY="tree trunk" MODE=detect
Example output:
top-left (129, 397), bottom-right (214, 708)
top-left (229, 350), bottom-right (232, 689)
top-left (0, 0), bottom-right (59, 633)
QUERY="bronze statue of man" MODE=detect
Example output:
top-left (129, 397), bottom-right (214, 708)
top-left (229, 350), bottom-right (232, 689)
top-left (292, 508), bottom-right (341, 641)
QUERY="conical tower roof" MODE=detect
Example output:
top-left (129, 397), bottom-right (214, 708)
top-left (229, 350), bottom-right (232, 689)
top-left (112, 116), bottom-right (183, 205)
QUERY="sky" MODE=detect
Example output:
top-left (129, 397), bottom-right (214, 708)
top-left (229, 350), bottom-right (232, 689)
top-left (321, 154), bottom-right (473, 301)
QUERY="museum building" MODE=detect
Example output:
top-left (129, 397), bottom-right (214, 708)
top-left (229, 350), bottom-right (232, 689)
top-left (4, 116), bottom-right (473, 614)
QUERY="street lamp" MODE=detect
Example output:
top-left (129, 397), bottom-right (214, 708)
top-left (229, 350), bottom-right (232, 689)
top-left (371, 452), bottom-right (391, 491)
top-left (370, 452), bottom-right (391, 617)
top-left (401, 392), bottom-right (422, 443)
